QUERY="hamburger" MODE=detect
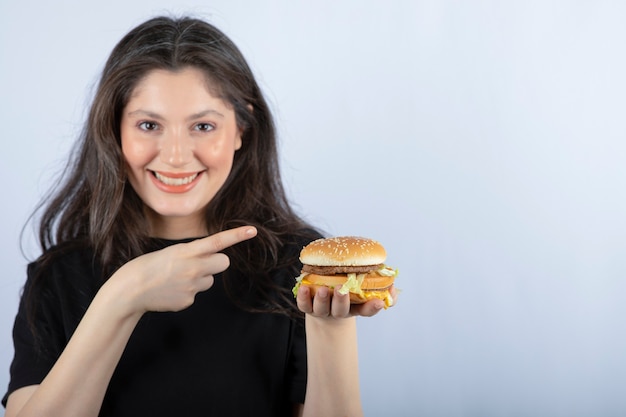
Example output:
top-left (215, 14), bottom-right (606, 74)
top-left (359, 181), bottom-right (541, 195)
top-left (292, 236), bottom-right (398, 308)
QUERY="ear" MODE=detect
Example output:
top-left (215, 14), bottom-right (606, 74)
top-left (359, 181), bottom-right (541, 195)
top-left (235, 104), bottom-right (253, 151)
top-left (235, 130), bottom-right (243, 151)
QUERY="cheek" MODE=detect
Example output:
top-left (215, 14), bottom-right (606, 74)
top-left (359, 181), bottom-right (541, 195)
top-left (198, 138), bottom-right (238, 167)
top-left (121, 137), bottom-right (156, 169)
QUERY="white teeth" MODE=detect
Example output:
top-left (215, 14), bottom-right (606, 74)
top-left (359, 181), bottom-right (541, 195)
top-left (154, 172), bottom-right (198, 186)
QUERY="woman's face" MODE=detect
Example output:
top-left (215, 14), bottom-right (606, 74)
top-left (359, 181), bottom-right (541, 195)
top-left (121, 67), bottom-right (242, 238)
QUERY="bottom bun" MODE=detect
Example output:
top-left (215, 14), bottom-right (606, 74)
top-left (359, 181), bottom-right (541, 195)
top-left (305, 283), bottom-right (394, 308)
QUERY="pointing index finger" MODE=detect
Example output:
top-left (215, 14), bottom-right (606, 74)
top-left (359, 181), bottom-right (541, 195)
top-left (190, 226), bottom-right (257, 255)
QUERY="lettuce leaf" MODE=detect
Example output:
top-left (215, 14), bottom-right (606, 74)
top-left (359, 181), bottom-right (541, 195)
top-left (377, 265), bottom-right (399, 277)
top-left (292, 272), bottom-right (308, 297)
top-left (338, 273), bottom-right (365, 295)
top-left (292, 281), bottom-right (301, 298)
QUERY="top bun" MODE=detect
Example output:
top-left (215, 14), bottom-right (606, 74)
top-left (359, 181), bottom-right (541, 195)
top-left (300, 236), bottom-right (387, 266)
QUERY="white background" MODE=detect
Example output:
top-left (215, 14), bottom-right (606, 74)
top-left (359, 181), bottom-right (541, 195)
top-left (1, 1), bottom-right (626, 416)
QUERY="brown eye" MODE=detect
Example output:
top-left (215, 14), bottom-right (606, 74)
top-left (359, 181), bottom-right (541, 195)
top-left (194, 123), bottom-right (214, 132)
top-left (139, 121), bottom-right (159, 131)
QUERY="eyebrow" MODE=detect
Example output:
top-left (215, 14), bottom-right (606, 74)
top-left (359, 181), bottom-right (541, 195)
top-left (126, 109), bottom-right (225, 120)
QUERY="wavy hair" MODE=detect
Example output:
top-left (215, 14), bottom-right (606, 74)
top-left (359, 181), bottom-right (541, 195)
top-left (28, 16), bottom-right (319, 320)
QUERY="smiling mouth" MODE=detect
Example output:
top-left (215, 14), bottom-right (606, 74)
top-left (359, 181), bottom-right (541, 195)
top-left (152, 171), bottom-right (200, 186)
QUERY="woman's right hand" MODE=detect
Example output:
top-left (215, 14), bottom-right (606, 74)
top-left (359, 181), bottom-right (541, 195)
top-left (110, 226), bottom-right (257, 315)
top-left (5, 226), bottom-right (257, 417)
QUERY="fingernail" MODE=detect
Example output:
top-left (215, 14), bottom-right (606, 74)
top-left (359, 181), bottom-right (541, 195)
top-left (246, 227), bottom-right (257, 236)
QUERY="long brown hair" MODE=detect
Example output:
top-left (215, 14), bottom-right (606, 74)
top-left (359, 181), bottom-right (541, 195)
top-left (28, 16), bottom-right (319, 320)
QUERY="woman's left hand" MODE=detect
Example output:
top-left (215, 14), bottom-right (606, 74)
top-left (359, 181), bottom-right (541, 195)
top-left (295, 285), bottom-right (398, 319)
top-left (296, 283), bottom-right (399, 416)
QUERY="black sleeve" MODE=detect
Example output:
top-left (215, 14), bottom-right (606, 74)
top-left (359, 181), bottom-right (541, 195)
top-left (282, 230), bottom-right (323, 405)
top-left (2, 263), bottom-right (66, 407)
top-left (286, 318), bottom-right (307, 404)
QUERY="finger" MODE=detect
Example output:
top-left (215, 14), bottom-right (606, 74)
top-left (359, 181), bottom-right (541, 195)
top-left (312, 286), bottom-right (331, 316)
top-left (330, 287), bottom-right (350, 318)
top-left (296, 285), bottom-right (313, 314)
top-left (390, 285), bottom-right (399, 305)
top-left (195, 274), bottom-right (215, 293)
top-left (350, 299), bottom-right (385, 317)
top-left (199, 253), bottom-right (231, 276)
top-left (190, 226), bottom-right (257, 255)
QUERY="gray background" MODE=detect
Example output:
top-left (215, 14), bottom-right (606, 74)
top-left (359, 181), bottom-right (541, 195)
top-left (1, 1), bottom-right (625, 416)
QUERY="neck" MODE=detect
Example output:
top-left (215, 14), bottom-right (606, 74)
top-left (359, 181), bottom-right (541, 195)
top-left (145, 209), bottom-right (207, 240)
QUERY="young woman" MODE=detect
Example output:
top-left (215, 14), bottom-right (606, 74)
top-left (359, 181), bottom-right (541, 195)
top-left (3, 16), bottom-right (394, 417)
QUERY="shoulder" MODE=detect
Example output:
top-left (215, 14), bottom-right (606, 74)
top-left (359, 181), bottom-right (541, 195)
top-left (271, 228), bottom-right (324, 284)
top-left (13, 242), bottom-right (102, 353)
top-left (26, 240), bottom-right (102, 300)
top-left (30, 240), bottom-right (96, 273)
top-left (281, 228), bottom-right (325, 259)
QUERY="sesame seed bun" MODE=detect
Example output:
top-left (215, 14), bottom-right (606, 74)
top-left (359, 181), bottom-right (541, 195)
top-left (299, 236), bottom-right (387, 266)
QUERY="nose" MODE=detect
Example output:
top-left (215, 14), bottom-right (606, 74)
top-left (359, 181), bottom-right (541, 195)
top-left (159, 128), bottom-right (193, 167)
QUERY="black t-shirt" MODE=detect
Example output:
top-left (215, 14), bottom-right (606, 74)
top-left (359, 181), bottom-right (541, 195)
top-left (3, 237), bottom-right (310, 416)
